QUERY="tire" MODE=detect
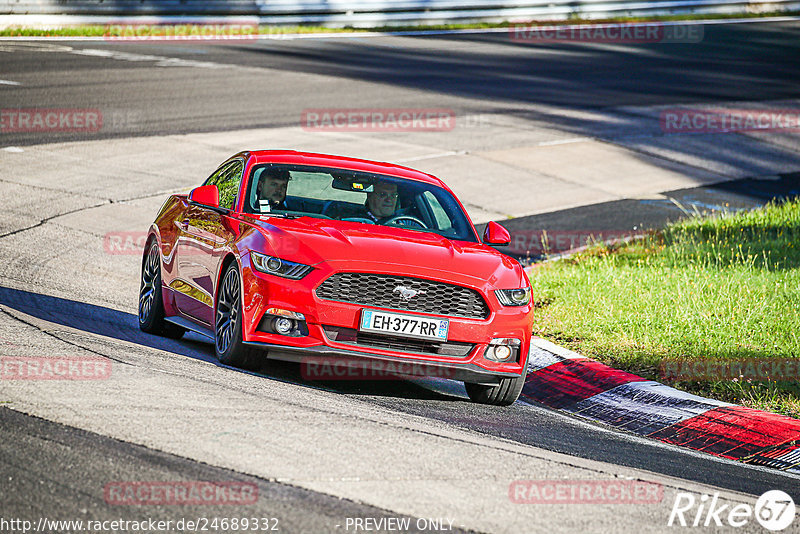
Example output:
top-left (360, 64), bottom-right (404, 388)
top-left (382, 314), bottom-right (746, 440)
top-left (139, 240), bottom-right (185, 339)
top-left (214, 262), bottom-right (262, 370)
top-left (465, 372), bottom-right (526, 406)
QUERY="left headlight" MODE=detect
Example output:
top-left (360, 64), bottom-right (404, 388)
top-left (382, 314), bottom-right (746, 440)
top-left (251, 252), bottom-right (313, 280)
top-left (495, 287), bottom-right (531, 306)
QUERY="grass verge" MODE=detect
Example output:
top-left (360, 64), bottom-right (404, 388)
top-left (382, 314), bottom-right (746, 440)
top-left (1, 11), bottom-right (798, 37)
top-left (529, 198), bottom-right (800, 417)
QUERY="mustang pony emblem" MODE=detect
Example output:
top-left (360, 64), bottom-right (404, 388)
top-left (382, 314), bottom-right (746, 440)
top-left (394, 286), bottom-right (425, 300)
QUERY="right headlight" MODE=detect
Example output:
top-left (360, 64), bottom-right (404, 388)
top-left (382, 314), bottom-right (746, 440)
top-left (495, 287), bottom-right (531, 306)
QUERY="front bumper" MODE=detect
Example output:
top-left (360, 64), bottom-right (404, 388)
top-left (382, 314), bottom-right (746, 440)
top-left (239, 256), bottom-right (533, 383)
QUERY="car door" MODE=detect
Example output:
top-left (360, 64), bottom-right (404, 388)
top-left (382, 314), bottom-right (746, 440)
top-left (173, 160), bottom-right (244, 326)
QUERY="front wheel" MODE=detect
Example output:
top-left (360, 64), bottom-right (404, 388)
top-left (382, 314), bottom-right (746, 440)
top-left (464, 372), bottom-right (526, 406)
top-left (214, 263), bottom-right (262, 370)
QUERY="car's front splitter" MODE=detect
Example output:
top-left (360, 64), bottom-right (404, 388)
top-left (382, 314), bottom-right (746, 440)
top-left (242, 341), bottom-right (520, 384)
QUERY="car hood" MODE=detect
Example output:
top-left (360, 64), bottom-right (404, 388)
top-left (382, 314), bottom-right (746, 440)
top-left (246, 216), bottom-right (525, 288)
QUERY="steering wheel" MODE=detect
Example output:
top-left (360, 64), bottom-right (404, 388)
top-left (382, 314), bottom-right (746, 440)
top-left (320, 200), bottom-right (338, 217)
top-left (384, 215), bottom-right (428, 228)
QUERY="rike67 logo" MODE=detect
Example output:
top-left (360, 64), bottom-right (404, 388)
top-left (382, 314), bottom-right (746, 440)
top-left (669, 490), bottom-right (795, 531)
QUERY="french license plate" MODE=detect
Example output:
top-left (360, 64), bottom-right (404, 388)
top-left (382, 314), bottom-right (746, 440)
top-left (360, 309), bottom-right (449, 341)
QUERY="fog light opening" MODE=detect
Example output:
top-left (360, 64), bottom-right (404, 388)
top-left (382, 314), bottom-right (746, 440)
top-left (485, 338), bottom-right (521, 362)
top-left (272, 317), bottom-right (295, 335)
top-left (492, 345), bottom-right (513, 362)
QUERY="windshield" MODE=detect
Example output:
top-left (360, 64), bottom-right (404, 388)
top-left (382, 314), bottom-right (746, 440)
top-left (244, 164), bottom-right (478, 242)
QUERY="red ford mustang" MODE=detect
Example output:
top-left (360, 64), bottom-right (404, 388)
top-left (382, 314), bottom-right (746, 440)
top-left (139, 150), bottom-right (532, 405)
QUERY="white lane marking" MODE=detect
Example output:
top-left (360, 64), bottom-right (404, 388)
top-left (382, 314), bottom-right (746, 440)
top-left (538, 137), bottom-right (590, 146)
top-left (2, 146), bottom-right (24, 152)
top-left (0, 79), bottom-right (20, 85)
top-left (397, 150), bottom-right (465, 163)
top-left (0, 42), bottom-right (232, 69)
top-left (0, 42), bottom-right (74, 52)
top-left (70, 47), bottom-right (227, 68)
top-left (0, 42), bottom-right (245, 70)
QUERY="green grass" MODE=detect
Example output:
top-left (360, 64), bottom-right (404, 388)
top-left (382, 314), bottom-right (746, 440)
top-left (530, 198), bottom-right (800, 417)
top-left (1, 11), bottom-right (798, 37)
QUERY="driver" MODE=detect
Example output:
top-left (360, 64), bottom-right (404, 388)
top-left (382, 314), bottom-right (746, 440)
top-left (364, 181), bottom-right (399, 223)
top-left (257, 168), bottom-right (291, 210)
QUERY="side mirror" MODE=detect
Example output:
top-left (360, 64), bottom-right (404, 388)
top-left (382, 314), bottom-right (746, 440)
top-left (483, 221), bottom-right (511, 246)
top-left (188, 185), bottom-right (220, 208)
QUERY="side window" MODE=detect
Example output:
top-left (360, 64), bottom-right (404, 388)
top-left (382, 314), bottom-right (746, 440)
top-left (216, 161), bottom-right (243, 210)
top-left (203, 160), bottom-right (243, 210)
top-left (203, 162), bottom-right (232, 187)
top-left (422, 191), bottom-right (452, 231)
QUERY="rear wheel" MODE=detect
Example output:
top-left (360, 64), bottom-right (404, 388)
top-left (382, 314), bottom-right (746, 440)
top-left (215, 263), bottom-right (262, 370)
top-left (465, 372), bottom-right (526, 406)
top-left (139, 240), bottom-right (185, 339)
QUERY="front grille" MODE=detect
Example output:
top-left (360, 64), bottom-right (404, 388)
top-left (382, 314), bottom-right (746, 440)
top-left (322, 325), bottom-right (475, 358)
top-left (315, 272), bottom-right (489, 319)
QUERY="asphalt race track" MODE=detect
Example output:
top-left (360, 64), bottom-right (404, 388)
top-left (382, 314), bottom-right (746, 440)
top-left (1, 22), bottom-right (800, 146)
top-left (1, 20), bottom-right (799, 533)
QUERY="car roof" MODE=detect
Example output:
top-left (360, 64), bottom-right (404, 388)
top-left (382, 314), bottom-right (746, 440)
top-left (244, 150), bottom-right (446, 188)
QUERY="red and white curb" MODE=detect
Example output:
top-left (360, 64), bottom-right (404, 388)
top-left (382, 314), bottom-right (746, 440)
top-left (522, 338), bottom-right (800, 474)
